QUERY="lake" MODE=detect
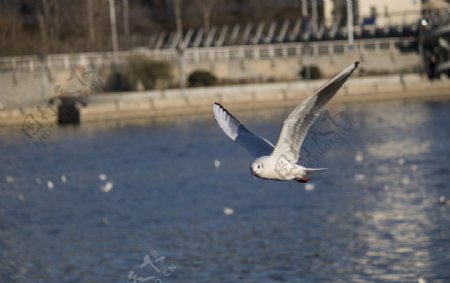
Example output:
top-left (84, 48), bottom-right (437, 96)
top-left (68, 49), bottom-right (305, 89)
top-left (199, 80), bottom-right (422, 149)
top-left (1, 99), bottom-right (450, 283)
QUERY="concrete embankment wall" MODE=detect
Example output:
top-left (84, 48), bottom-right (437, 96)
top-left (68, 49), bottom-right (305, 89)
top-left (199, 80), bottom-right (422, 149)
top-left (2, 74), bottom-right (449, 127)
top-left (0, 48), bottom-right (419, 107)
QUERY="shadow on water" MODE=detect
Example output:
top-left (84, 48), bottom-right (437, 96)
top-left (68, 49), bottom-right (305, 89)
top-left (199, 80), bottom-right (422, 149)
top-left (0, 100), bottom-right (449, 282)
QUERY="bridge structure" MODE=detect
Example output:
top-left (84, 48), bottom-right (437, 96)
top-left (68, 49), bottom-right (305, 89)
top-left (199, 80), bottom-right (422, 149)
top-left (417, 8), bottom-right (450, 78)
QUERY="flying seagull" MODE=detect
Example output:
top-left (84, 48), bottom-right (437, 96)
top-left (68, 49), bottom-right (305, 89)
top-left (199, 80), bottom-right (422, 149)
top-left (213, 62), bottom-right (359, 182)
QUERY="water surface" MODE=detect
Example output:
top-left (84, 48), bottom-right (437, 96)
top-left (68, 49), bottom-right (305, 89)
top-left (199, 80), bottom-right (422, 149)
top-left (1, 100), bottom-right (450, 283)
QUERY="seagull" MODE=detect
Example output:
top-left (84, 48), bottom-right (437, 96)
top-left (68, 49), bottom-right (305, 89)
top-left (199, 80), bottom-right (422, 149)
top-left (213, 62), bottom-right (359, 182)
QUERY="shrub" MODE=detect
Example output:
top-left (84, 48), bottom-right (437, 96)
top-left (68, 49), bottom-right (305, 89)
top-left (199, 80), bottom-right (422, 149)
top-left (188, 70), bottom-right (218, 87)
top-left (127, 55), bottom-right (172, 90)
top-left (104, 70), bottom-right (134, 92)
top-left (300, 65), bottom-right (322, 80)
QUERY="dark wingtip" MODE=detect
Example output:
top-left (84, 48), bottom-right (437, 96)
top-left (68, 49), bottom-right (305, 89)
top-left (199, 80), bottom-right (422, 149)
top-left (212, 102), bottom-right (238, 121)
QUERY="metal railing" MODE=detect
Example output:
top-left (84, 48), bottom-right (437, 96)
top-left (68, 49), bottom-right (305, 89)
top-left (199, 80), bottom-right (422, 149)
top-left (0, 37), bottom-right (416, 73)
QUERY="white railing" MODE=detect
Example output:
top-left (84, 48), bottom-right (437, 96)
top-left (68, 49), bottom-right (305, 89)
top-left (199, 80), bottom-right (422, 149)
top-left (0, 37), bottom-right (416, 73)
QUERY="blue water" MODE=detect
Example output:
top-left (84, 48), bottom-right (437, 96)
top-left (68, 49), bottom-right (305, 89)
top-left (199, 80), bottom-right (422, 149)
top-left (1, 100), bottom-right (450, 283)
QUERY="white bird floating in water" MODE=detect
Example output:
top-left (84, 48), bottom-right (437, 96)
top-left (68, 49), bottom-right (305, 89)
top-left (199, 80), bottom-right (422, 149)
top-left (47, 180), bottom-right (54, 190)
top-left (305, 183), bottom-right (315, 191)
top-left (223, 207), bottom-right (234, 216)
top-left (100, 181), bottom-right (114, 193)
top-left (439, 196), bottom-right (450, 206)
top-left (355, 150), bottom-right (364, 162)
top-left (213, 62), bottom-right (359, 182)
top-left (354, 174), bottom-right (365, 181)
top-left (99, 173), bottom-right (108, 181)
top-left (18, 194), bottom-right (25, 202)
top-left (101, 217), bottom-right (110, 225)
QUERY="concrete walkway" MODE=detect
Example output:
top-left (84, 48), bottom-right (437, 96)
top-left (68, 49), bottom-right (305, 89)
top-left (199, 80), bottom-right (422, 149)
top-left (1, 74), bottom-right (450, 127)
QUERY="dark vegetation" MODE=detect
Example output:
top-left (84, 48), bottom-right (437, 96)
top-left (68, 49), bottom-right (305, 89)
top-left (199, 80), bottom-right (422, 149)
top-left (0, 0), bottom-right (331, 56)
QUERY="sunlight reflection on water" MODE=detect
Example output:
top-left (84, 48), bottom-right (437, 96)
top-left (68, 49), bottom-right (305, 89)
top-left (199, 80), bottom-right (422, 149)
top-left (0, 100), bottom-right (449, 282)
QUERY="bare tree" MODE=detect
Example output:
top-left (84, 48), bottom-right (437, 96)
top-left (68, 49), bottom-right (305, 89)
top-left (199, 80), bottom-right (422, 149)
top-left (194, 0), bottom-right (216, 33)
top-left (38, 3), bottom-right (49, 55)
top-left (108, 0), bottom-right (119, 61)
top-left (87, 0), bottom-right (96, 43)
top-left (174, 0), bottom-right (183, 33)
top-left (0, 7), bottom-right (21, 56)
top-left (122, 0), bottom-right (130, 39)
top-left (311, 0), bottom-right (318, 33)
top-left (174, 0), bottom-right (185, 93)
top-left (300, 0), bottom-right (308, 18)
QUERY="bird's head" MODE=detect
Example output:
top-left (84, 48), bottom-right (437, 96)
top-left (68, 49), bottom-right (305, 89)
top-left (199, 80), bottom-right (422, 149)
top-left (250, 158), bottom-right (266, 177)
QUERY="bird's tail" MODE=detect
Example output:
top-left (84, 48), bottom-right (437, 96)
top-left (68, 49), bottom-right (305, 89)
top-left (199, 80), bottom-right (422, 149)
top-left (304, 167), bottom-right (328, 175)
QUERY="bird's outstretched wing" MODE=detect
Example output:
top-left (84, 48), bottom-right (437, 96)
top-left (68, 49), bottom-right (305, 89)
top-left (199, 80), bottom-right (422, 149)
top-left (271, 62), bottom-right (359, 163)
top-left (213, 103), bottom-right (274, 158)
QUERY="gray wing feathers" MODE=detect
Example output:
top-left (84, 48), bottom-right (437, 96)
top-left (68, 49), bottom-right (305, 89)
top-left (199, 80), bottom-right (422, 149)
top-left (272, 62), bottom-right (359, 163)
top-left (213, 103), bottom-right (274, 158)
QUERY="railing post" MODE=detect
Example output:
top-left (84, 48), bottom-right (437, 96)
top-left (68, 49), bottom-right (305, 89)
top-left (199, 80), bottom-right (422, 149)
top-left (29, 59), bottom-right (34, 72)
top-left (64, 55), bottom-right (70, 70)
top-left (239, 47), bottom-right (245, 60)
top-left (224, 48), bottom-right (230, 62)
top-left (254, 47), bottom-right (260, 60)
top-left (12, 58), bottom-right (16, 73)
top-left (269, 45), bottom-right (275, 59)
top-left (313, 44), bottom-right (319, 56)
top-left (282, 46), bottom-right (288, 58)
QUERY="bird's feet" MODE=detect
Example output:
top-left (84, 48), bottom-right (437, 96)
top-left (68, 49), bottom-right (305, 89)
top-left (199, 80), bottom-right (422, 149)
top-left (296, 177), bottom-right (311, 183)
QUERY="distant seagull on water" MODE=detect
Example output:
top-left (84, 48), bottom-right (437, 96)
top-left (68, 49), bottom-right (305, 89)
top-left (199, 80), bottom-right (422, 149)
top-left (213, 62), bottom-right (359, 182)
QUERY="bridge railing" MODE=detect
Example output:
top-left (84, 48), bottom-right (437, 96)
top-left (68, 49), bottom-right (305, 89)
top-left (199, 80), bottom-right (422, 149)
top-left (0, 37), bottom-right (416, 73)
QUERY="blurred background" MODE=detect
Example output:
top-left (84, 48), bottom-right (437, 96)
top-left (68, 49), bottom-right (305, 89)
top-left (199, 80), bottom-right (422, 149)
top-left (1, 0), bottom-right (450, 282)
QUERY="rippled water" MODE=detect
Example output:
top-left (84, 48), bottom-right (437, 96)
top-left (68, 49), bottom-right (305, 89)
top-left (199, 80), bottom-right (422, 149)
top-left (1, 100), bottom-right (450, 283)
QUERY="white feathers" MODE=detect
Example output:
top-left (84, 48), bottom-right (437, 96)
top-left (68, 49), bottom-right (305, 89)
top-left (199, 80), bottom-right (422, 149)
top-left (272, 62), bottom-right (359, 163)
top-left (213, 103), bottom-right (274, 158)
top-left (100, 181), bottom-right (114, 193)
top-left (213, 62), bottom-right (358, 181)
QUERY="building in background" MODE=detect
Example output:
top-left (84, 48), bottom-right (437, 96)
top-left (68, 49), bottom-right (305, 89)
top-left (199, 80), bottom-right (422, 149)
top-left (358, 0), bottom-right (422, 27)
top-left (323, 0), bottom-right (423, 29)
